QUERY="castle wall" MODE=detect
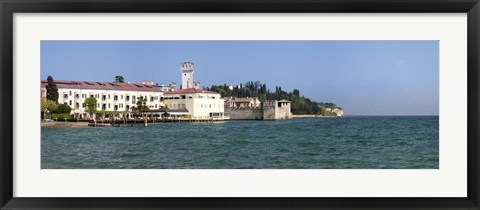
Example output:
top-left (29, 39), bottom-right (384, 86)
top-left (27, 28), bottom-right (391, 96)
top-left (225, 108), bottom-right (263, 120)
top-left (225, 100), bottom-right (292, 120)
top-left (263, 107), bottom-right (277, 120)
top-left (275, 107), bottom-right (292, 120)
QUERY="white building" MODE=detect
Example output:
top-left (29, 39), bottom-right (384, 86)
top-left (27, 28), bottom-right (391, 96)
top-left (224, 97), bottom-right (261, 108)
top-left (41, 80), bottom-right (165, 118)
top-left (41, 61), bottom-right (226, 120)
top-left (163, 88), bottom-right (225, 119)
top-left (158, 82), bottom-right (177, 92)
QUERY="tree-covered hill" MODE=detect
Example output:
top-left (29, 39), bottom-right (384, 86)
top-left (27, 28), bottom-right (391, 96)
top-left (204, 81), bottom-right (342, 115)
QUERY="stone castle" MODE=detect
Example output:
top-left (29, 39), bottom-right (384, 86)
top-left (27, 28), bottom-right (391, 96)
top-left (224, 97), bottom-right (292, 120)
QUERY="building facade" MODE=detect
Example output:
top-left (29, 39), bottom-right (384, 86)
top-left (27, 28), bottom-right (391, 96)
top-left (163, 88), bottom-right (225, 119)
top-left (41, 80), bottom-right (165, 118)
top-left (224, 97), bottom-right (261, 108)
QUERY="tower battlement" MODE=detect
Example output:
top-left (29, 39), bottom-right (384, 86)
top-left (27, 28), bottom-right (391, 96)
top-left (180, 62), bottom-right (194, 73)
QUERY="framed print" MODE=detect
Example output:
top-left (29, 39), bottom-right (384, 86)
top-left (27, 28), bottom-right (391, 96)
top-left (1, 0), bottom-right (479, 209)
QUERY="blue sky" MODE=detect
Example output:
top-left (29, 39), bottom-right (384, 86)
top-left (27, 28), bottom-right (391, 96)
top-left (41, 41), bottom-right (439, 116)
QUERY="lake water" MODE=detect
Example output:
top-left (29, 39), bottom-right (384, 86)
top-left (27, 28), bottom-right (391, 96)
top-left (41, 116), bottom-right (439, 169)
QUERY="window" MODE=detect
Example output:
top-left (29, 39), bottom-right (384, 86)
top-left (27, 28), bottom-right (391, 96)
top-left (108, 104), bottom-right (111, 108)
top-left (121, 95), bottom-right (123, 99)
top-left (82, 103), bottom-right (85, 108)
top-left (97, 103), bottom-right (100, 108)
top-left (108, 94), bottom-right (110, 99)
top-left (69, 91), bottom-right (72, 96)
top-left (69, 100), bottom-right (72, 106)
top-left (155, 104), bottom-right (157, 108)
top-left (75, 103), bottom-right (79, 108)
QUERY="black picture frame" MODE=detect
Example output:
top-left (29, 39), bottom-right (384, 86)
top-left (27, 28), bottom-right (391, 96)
top-left (1, 0), bottom-right (479, 209)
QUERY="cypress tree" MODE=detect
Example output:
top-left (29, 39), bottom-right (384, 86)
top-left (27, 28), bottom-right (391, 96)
top-left (46, 75), bottom-right (58, 102)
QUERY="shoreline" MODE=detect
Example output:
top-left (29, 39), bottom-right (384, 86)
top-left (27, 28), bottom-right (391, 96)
top-left (292, 115), bottom-right (339, 118)
top-left (41, 121), bottom-right (90, 128)
top-left (41, 115), bottom-right (344, 128)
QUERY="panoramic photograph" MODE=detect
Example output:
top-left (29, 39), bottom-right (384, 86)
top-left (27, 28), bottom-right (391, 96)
top-left (40, 41), bottom-right (439, 169)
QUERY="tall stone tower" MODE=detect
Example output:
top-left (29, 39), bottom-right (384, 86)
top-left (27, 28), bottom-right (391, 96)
top-left (180, 62), bottom-right (194, 89)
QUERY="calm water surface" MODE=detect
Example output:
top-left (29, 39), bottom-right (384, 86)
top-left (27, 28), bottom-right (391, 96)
top-left (41, 116), bottom-right (439, 169)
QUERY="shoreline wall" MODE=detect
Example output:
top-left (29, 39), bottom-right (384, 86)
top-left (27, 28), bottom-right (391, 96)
top-left (225, 108), bottom-right (263, 120)
top-left (225, 105), bottom-right (292, 120)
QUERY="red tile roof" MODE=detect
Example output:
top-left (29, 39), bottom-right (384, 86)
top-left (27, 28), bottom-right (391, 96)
top-left (163, 88), bottom-right (219, 95)
top-left (40, 80), bottom-right (163, 92)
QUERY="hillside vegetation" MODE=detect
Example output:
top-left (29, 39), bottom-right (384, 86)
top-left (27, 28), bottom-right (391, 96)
top-left (205, 81), bottom-right (342, 115)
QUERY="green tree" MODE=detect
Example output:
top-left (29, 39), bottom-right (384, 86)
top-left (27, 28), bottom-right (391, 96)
top-left (41, 99), bottom-right (58, 119)
top-left (46, 75), bottom-right (58, 102)
top-left (136, 98), bottom-right (149, 114)
top-left (115, 75), bottom-right (124, 83)
top-left (55, 104), bottom-right (72, 114)
top-left (131, 106), bottom-right (138, 113)
top-left (85, 97), bottom-right (97, 118)
top-left (133, 98), bottom-right (149, 126)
